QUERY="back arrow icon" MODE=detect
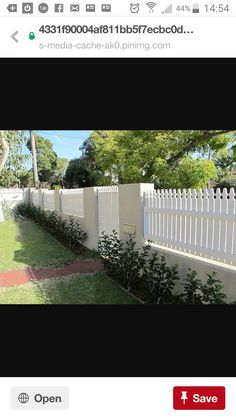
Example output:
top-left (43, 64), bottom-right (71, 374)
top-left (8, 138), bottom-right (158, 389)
top-left (11, 31), bottom-right (19, 42)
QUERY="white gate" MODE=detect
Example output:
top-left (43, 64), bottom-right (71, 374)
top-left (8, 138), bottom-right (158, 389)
top-left (97, 186), bottom-right (119, 237)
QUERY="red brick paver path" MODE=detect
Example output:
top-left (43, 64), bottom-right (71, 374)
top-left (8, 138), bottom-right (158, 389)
top-left (0, 260), bottom-right (103, 288)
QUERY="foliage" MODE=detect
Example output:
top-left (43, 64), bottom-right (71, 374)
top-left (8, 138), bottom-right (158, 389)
top-left (153, 157), bottom-right (218, 189)
top-left (64, 139), bottom-right (103, 188)
top-left (183, 269), bottom-right (227, 304)
top-left (98, 232), bottom-right (180, 302)
top-left (98, 232), bottom-right (230, 304)
top-left (51, 157), bottom-right (69, 188)
top-left (16, 203), bottom-right (87, 251)
top-left (215, 175), bottom-right (236, 190)
top-left (142, 252), bottom-right (180, 303)
top-left (27, 135), bottom-right (58, 184)
top-left (213, 147), bottom-right (235, 178)
top-left (0, 130), bottom-right (29, 187)
top-left (89, 130), bottom-right (235, 188)
top-left (183, 270), bottom-right (204, 304)
top-left (98, 231), bottom-right (150, 292)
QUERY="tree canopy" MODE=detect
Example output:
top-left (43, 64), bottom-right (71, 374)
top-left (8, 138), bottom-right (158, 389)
top-left (89, 130), bottom-right (236, 188)
top-left (64, 138), bottom-right (103, 188)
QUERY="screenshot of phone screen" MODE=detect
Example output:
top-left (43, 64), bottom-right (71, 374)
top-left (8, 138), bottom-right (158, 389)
top-left (0, 0), bottom-right (235, 416)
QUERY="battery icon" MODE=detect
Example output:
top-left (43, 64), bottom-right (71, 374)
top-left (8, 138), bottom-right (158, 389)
top-left (192, 3), bottom-right (199, 12)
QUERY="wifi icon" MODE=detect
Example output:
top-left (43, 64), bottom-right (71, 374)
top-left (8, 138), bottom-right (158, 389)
top-left (146, 2), bottom-right (156, 12)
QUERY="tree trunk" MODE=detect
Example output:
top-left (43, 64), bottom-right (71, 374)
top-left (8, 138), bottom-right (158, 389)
top-left (30, 130), bottom-right (40, 189)
top-left (0, 131), bottom-right (9, 174)
top-left (0, 131), bottom-right (10, 222)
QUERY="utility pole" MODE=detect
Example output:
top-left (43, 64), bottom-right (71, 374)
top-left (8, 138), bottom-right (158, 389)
top-left (30, 130), bottom-right (40, 189)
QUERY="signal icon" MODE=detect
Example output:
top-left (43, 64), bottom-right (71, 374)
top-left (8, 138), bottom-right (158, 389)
top-left (146, 2), bottom-right (156, 12)
top-left (162, 3), bottom-right (172, 13)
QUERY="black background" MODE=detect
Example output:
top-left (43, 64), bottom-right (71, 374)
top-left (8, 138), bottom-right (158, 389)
top-left (0, 57), bottom-right (235, 377)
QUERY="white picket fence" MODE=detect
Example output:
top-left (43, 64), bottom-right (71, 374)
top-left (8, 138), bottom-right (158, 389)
top-left (42, 190), bottom-right (54, 211)
top-left (97, 186), bottom-right (119, 236)
top-left (144, 188), bottom-right (236, 266)
top-left (2, 185), bottom-right (236, 268)
top-left (60, 189), bottom-right (84, 218)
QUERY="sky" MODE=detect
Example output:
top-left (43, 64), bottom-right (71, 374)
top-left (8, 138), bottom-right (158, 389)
top-left (25, 130), bottom-right (92, 160)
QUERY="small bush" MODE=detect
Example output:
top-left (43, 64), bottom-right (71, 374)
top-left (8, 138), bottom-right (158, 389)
top-left (16, 203), bottom-right (87, 251)
top-left (182, 269), bottom-right (227, 304)
top-left (98, 232), bottom-right (230, 304)
top-left (98, 231), bottom-right (149, 291)
top-left (143, 252), bottom-right (180, 304)
top-left (98, 231), bottom-right (180, 303)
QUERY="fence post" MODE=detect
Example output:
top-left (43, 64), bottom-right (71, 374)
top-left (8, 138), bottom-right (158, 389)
top-left (23, 188), bottom-right (30, 204)
top-left (54, 189), bottom-right (62, 214)
top-left (83, 187), bottom-right (98, 251)
top-left (119, 183), bottom-right (154, 248)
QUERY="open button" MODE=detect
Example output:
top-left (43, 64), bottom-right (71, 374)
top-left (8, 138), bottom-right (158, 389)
top-left (11, 387), bottom-right (69, 409)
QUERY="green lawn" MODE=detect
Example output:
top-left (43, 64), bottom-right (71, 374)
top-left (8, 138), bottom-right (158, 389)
top-left (0, 219), bottom-right (78, 271)
top-left (0, 272), bottom-right (139, 304)
top-left (0, 219), bottom-right (138, 304)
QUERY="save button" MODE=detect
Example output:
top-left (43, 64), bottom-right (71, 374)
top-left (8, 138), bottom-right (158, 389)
top-left (173, 386), bottom-right (225, 410)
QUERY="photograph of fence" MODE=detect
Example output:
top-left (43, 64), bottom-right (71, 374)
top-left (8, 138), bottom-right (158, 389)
top-left (1, 184), bottom-right (236, 270)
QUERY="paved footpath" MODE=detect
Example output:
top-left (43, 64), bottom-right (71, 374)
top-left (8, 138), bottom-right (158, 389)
top-left (0, 260), bottom-right (103, 287)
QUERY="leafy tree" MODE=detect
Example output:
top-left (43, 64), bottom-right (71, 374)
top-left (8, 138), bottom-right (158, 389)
top-left (213, 147), bottom-right (236, 178)
top-left (0, 130), bottom-right (29, 222)
top-left (90, 130), bottom-right (235, 188)
top-left (64, 138), bottom-right (103, 188)
top-left (27, 135), bottom-right (57, 184)
top-left (51, 157), bottom-right (69, 188)
top-left (0, 130), bottom-right (29, 187)
top-left (153, 157), bottom-right (218, 189)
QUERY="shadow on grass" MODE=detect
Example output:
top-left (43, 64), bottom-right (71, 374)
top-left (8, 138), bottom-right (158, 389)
top-left (30, 273), bottom-right (140, 304)
top-left (12, 219), bottom-right (78, 269)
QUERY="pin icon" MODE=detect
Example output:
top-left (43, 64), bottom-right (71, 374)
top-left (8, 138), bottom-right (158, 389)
top-left (181, 391), bottom-right (188, 405)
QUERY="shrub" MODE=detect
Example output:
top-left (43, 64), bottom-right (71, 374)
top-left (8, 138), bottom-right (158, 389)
top-left (98, 231), bottom-right (180, 302)
top-left (16, 203), bottom-right (87, 251)
top-left (182, 269), bottom-right (227, 304)
top-left (98, 231), bottom-right (150, 291)
top-left (143, 252), bottom-right (180, 304)
top-left (98, 232), bottom-right (229, 304)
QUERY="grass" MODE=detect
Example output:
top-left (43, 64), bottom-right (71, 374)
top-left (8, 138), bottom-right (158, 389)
top-left (0, 272), bottom-right (140, 304)
top-left (0, 219), bottom-right (79, 271)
